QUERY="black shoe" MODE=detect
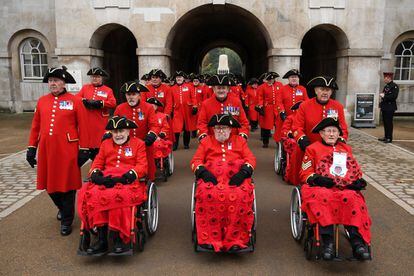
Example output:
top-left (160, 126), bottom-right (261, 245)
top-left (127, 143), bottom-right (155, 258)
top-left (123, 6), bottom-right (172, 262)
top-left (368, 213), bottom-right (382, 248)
top-left (112, 234), bottom-right (130, 254)
top-left (384, 139), bottom-right (392, 143)
top-left (87, 227), bottom-right (108, 255)
top-left (199, 244), bottom-right (214, 250)
top-left (60, 225), bottom-right (72, 236)
top-left (353, 244), bottom-right (370, 260)
top-left (184, 145), bottom-right (190, 149)
top-left (228, 245), bottom-right (241, 252)
top-left (262, 144), bottom-right (269, 148)
top-left (57, 211), bottom-right (62, 221)
top-left (378, 137), bottom-right (386, 142)
top-left (322, 242), bottom-right (335, 260)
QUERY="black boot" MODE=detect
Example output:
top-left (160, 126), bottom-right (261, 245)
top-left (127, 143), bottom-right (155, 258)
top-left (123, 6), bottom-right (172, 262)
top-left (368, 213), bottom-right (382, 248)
top-left (87, 226), bottom-right (108, 255)
top-left (183, 131), bottom-right (190, 149)
top-left (112, 232), bottom-right (130, 254)
top-left (349, 229), bottom-right (370, 260)
top-left (173, 133), bottom-right (180, 151)
top-left (321, 234), bottom-right (334, 260)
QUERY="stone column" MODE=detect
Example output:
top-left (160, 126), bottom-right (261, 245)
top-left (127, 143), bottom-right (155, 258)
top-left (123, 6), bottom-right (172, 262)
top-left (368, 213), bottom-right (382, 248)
top-left (137, 47), bottom-right (171, 77)
top-left (267, 48), bottom-right (302, 84)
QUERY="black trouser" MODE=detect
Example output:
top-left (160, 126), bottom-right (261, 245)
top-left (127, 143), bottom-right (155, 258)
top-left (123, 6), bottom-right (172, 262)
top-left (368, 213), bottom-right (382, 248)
top-left (89, 148), bottom-right (100, 160)
top-left (49, 190), bottom-right (76, 226)
top-left (382, 109), bottom-right (395, 140)
top-left (250, 120), bottom-right (258, 130)
top-left (191, 130), bottom-right (197, 138)
top-left (261, 129), bottom-right (271, 145)
top-left (320, 225), bottom-right (365, 248)
top-left (174, 131), bottom-right (190, 148)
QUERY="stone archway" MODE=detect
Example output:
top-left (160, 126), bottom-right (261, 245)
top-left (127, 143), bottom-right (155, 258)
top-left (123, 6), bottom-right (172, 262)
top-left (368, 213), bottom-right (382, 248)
top-left (300, 24), bottom-right (349, 99)
top-left (166, 4), bottom-right (272, 79)
top-left (90, 24), bottom-right (138, 103)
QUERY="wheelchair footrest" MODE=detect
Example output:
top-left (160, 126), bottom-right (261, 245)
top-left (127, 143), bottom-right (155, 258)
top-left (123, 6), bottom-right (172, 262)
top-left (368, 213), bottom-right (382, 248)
top-left (107, 249), bottom-right (133, 256)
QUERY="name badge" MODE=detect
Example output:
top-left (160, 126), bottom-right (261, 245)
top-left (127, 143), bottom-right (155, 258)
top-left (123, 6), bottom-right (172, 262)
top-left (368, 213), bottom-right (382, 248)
top-left (326, 109), bottom-right (338, 119)
top-left (183, 87), bottom-right (189, 92)
top-left (96, 91), bottom-right (108, 98)
top-left (157, 91), bottom-right (164, 98)
top-left (59, 100), bottom-right (73, 110)
top-left (330, 152), bottom-right (347, 177)
top-left (138, 111), bottom-right (145, 121)
top-left (227, 142), bottom-right (232, 150)
top-left (124, 147), bottom-right (133, 157)
top-left (295, 90), bottom-right (303, 96)
top-left (158, 118), bottom-right (162, 124)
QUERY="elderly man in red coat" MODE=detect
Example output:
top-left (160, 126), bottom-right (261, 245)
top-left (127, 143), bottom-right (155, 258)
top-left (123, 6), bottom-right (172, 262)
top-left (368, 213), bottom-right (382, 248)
top-left (292, 76), bottom-right (348, 152)
top-left (26, 66), bottom-right (89, 236)
top-left (78, 116), bottom-right (148, 255)
top-left (170, 71), bottom-right (197, 150)
top-left (256, 72), bottom-right (283, 148)
top-left (191, 114), bottom-right (256, 252)
top-left (76, 67), bottom-right (116, 160)
top-left (189, 74), bottom-right (207, 138)
top-left (197, 74), bottom-right (250, 141)
top-left (273, 69), bottom-right (309, 142)
top-left (245, 78), bottom-right (259, 131)
top-left (114, 81), bottom-right (160, 181)
top-left (141, 69), bottom-right (173, 117)
top-left (299, 117), bottom-right (371, 261)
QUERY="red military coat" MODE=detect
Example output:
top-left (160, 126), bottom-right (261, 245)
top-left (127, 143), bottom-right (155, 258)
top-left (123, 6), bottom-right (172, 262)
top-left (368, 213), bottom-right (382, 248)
top-left (197, 96), bottom-right (250, 139)
top-left (155, 111), bottom-right (170, 140)
top-left (114, 101), bottom-right (159, 139)
top-left (28, 92), bottom-right (89, 193)
top-left (191, 134), bottom-right (256, 172)
top-left (89, 137), bottom-right (148, 179)
top-left (299, 141), bottom-right (371, 244)
top-left (292, 98), bottom-right (349, 144)
top-left (76, 84), bottom-right (116, 148)
top-left (204, 86), bottom-right (214, 99)
top-left (245, 85), bottom-right (258, 121)
top-left (170, 83), bottom-right (196, 133)
top-left (142, 84), bottom-right (173, 116)
top-left (229, 85), bottom-right (243, 99)
top-left (257, 81), bottom-right (283, 129)
top-left (279, 84), bottom-right (308, 116)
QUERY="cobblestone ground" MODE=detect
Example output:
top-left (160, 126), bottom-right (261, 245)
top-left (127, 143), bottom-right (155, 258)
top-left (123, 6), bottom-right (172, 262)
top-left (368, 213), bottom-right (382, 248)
top-left (0, 151), bottom-right (40, 219)
top-left (349, 128), bottom-right (414, 214)
top-left (0, 127), bottom-right (413, 219)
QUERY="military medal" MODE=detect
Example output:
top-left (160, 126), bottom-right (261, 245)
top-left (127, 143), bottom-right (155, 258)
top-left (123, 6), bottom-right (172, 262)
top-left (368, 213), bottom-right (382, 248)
top-left (124, 147), bottom-right (133, 157)
top-left (330, 152), bottom-right (347, 177)
top-left (96, 91), bottom-right (108, 98)
top-left (59, 100), bottom-right (73, 110)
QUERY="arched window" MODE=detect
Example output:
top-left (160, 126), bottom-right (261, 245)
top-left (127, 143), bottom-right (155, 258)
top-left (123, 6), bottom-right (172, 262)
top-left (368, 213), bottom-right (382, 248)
top-left (394, 40), bottom-right (414, 81)
top-left (19, 38), bottom-right (48, 80)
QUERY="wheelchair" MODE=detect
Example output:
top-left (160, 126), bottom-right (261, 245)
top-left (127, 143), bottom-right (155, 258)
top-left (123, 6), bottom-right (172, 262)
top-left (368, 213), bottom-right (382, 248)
top-left (191, 181), bottom-right (257, 253)
top-left (290, 186), bottom-right (372, 261)
top-left (274, 141), bottom-right (287, 176)
top-left (155, 152), bottom-right (174, 182)
top-left (77, 180), bottom-right (159, 256)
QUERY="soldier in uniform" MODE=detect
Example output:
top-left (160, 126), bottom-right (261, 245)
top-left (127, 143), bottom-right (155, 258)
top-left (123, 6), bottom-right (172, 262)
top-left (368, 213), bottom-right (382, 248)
top-left (256, 72), bottom-right (283, 148)
top-left (190, 73), bottom-right (207, 138)
top-left (197, 74), bottom-right (249, 141)
top-left (140, 73), bottom-right (151, 86)
top-left (170, 71), bottom-right (197, 150)
top-left (379, 72), bottom-right (399, 143)
top-left (292, 76), bottom-right (348, 152)
top-left (26, 66), bottom-right (90, 236)
top-left (141, 69), bottom-right (173, 118)
top-left (113, 81), bottom-right (159, 181)
top-left (245, 78), bottom-right (259, 131)
top-left (147, 97), bottom-right (171, 141)
top-left (76, 67), bottom-right (116, 160)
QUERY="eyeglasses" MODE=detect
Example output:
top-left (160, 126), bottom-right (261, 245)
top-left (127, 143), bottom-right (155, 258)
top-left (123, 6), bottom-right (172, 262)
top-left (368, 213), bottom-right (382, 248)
top-left (213, 126), bottom-right (230, 132)
top-left (322, 129), bottom-right (339, 134)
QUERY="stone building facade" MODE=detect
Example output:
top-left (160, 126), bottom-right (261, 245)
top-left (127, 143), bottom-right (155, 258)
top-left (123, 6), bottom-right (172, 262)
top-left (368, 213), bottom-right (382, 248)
top-left (1, 0), bottom-right (413, 123)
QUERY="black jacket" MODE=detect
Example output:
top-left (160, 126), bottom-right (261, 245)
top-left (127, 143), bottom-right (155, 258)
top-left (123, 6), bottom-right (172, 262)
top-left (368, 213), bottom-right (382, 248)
top-left (380, 81), bottom-right (399, 111)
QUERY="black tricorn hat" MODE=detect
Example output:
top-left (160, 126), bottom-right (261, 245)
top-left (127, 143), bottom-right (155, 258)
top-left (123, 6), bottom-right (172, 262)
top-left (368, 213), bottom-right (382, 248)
top-left (290, 101), bottom-right (303, 111)
top-left (247, 78), bottom-right (259, 85)
top-left (263, 71), bottom-right (280, 81)
top-left (312, 117), bottom-right (343, 136)
top-left (120, 81), bottom-right (149, 94)
top-left (87, 67), bottom-right (109, 77)
top-left (307, 76), bottom-right (338, 90)
top-left (146, 97), bottom-right (164, 107)
top-left (207, 113), bottom-right (241, 128)
top-left (105, 116), bottom-right (138, 130)
top-left (141, 73), bottom-right (150, 81)
top-left (42, 66), bottom-right (76, 84)
top-left (148, 69), bottom-right (167, 79)
top-left (189, 73), bottom-right (201, 80)
top-left (206, 74), bottom-right (236, 86)
top-left (283, 69), bottom-right (302, 79)
top-left (174, 71), bottom-right (187, 78)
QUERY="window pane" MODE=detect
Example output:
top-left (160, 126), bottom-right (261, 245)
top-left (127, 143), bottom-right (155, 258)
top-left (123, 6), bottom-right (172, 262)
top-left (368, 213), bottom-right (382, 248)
top-left (401, 69), bottom-right (409, 80)
top-left (24, 65), bottom-right (32, 77)
top-left (402, 57), bottom-right (410, 67)
top-left (395, 57), bottom-right (402, 68)
top-left (394, 69), bottom-right (401, 80)
top-left (22, 54), bottom-right (31, 64)
top-left (32, 54), bottom-right (40, 65)
top-left (29, 39), bottom-right (39, 48)
top-left (41, 65), bottom-right (48, 76)
top-left (40, 54), bottom-right (47, 64)
top-left (33, 65), bottom-right (41, 77)
top-left (22, 42), bottom-right (31, 53)
top-left (38, 43), bottom-right (45, 52)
